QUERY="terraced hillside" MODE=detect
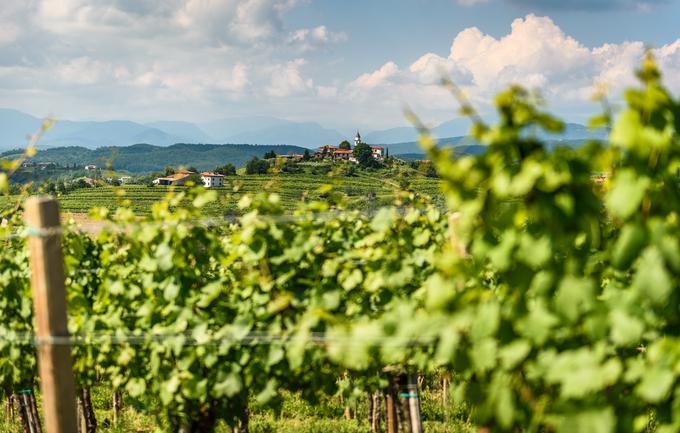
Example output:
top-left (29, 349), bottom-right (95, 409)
top-left (15, 172), bottom-right (442, 216)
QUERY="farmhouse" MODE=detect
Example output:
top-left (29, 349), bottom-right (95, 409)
top-left (201, 172), bottom-right (224, 188)
top-left (153, 171), bottom-right (193, 186)
top-left (371, 146), bottom-right (385, 159)
top-left (278, 153), bottom-right (305, 160)
top-left (315, 145), bottom-right (338, 157)
top-left (85, 164), bottom-right (97, 170)
top-left (333, 149), bottom-right (354, 160)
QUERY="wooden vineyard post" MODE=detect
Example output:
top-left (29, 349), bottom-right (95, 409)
top-left (25, 197), bottom-right (78, 433)
top-left (385, 376), bottom-right (399, 433)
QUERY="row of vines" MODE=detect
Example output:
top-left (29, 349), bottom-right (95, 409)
top-left (2, 57), bottom-right (680, 432)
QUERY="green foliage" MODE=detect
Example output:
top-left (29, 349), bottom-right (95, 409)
top-left (338, 141), bottom-right (351, 150)
top-left (352, 143), bottom-right (376, 168)
top-left (4, 56), bottom-right (680, 433)
top-left (394, 54), bottom-right (680, 432)
top-left (214, 163), bottom-right (236, 176)
top-left (245, 157), bottom-right (270, 175)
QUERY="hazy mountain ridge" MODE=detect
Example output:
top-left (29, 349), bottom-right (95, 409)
top-left (0, 108), bottom-right (608, 153)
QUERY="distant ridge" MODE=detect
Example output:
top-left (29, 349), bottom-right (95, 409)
top-left (7, 143), bottom-right (307, 173)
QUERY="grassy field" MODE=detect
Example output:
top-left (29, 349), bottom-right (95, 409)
top-left (3, 171), bottom-right (443, 216)
top-left (0, 386), bottom-right (472, 433)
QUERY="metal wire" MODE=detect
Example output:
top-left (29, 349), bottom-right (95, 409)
top-left (0, 331), bottom-right (435, 347)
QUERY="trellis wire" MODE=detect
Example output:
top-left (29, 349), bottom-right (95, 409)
top-left (0, 331), bottom-right (436, 347)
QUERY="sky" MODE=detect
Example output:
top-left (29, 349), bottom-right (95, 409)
top-left (1, 0), bottom-right (680, 131)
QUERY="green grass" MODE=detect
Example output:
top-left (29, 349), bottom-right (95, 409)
top-left (0, 386), bottom-right (473, 433)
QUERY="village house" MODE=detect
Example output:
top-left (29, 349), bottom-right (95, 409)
top-left (277, 153), bottom-right (306, 160)
top-left (333, 149), bottom-right (354, 160)
top-left (153, 170), bottom-right (194, 186)
top-left (314, 132), bottom-right (386, 163)
top-left (85, 164), bottom-right (97, 171)
top-left (315, 145), bottom-right (338, 157)
top-left (201, 172), bottom-right (225, 188)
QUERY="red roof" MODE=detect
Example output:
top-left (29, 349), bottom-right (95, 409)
top-left (334, 149), bottom-right (353, 154)
top-left (201, 172), bottom-right (225, 177)
top-left (371, 146), bottom-right (384, 150)
top-left (318, 145), bottom-right (338, 150)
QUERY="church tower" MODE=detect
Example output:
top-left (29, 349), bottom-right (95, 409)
top-left (354, 131), bottom-right (361, 147)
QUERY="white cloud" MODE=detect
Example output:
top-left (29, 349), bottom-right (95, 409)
top-left (266, 59), bottom-right (314, 97)
top-left (288, 25), bottom-right (348, 47)
top-left (349, 62), bottom-right (400, 90)
top-left (341, 14), bottom-right (680, 124)
top-left (0, 0), bottom-right (334, 120)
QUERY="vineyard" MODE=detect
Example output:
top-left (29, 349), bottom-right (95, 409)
top-left (1, 171), bottom-right (443, 216)
top-left (2, 57), bottom-right (680, 433)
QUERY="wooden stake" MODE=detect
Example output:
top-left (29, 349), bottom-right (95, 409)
top-left (25, 197), bottom-right (78, 433)
top-left (385, 378), bottom-right (399, 433)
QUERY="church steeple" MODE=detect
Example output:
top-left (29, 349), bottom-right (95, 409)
top-left (354, 130), bottom-right (361, 147)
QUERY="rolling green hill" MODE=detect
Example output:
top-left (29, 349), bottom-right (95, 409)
top-left (2, 143), bottom-right (308, 173)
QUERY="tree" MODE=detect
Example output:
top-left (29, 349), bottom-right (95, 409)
top-left (164, 166), bottom-right (175, 176)
top-left (339, 140), bottom-right (351, 150)
top-left (245, 157), bottom-right (269, 174)
top-left (302, 149), bottom-right (311, 161)
top-left (215, 163), bottom-right (236, 176)
top-left (263, 151), bottom-right (277, 159)
top-left (187, 166), bottom-right (199, 173)
top-left (353, 142), bottom-right (376, 167)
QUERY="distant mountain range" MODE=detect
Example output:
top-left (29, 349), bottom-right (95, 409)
top-left (0, 109), bottom-right (345, 150)
top-left (374, 123), bottom-right (608, 157)
top-left (0, 107), bottom-right (609, 156)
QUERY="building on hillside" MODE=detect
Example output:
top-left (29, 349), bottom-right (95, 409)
top-left (333, 149), bottom-right (354, 161)
top-left (153, 171), bottom-right (193, 186)
top-left (37, 162), bottom-right (55, 170)
top-left (201, 172), bottom-right (225, 188)
top-left (85, 164), bottom-right (97, 170)
top-left (278, 153), bottom-right (305, 160)
top-left (371, 146), bottom-right (385, 159)
top-left (119, 176), bottom-right (132, 184)
top-left (315, 145), bottom-right (338, 157)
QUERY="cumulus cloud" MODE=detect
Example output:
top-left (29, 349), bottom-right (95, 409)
top-left (265, 59), bottom-right (314, 97)
top-left (341, 14), bottom-right (680, 123)
top-left (288, 25), bottom-right (348, 50)
top-left (0, 0), bottom-right (342, 120)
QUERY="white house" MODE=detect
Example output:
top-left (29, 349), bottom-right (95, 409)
top-left (201, 172), bottom-right (225, 188)
top-left (84, 164), bottom-right (97, 170)
top-left (371, 146), bottom-right (385, 159)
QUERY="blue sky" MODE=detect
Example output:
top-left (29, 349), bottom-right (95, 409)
top-left (1, 0), bottom-right (679, 131)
